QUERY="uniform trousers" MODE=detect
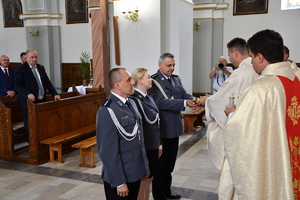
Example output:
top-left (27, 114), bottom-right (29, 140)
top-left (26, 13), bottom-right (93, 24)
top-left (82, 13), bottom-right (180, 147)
top-left (152, 137), bottom-right (179, 199)
top-left (104, 180), bottom-right (141, 200)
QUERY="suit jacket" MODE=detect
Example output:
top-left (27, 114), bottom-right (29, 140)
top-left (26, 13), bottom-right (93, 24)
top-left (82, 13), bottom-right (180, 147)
top-left (96, 93), bottom-right (150, 188)
top-left (14, 62), bottom-right (58, 108)
top-left (148, 70), bottom-right (194, 138)
top-left (130, 90), bottom-right (160, 151)
top-left (0, 67), bottom-right (16, 97)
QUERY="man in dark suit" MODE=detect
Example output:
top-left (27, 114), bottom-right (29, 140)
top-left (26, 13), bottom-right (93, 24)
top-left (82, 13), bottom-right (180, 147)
top-left (96, 68), bottom-right (150, 200)
top-left (148, 53), bottom-right (198, 200)
top-left (0, 55), bottom-right (16, 97)
top-left (20, 52), bottom-right (27, 64)
top-left (14, 50), bottom-right (60, 142)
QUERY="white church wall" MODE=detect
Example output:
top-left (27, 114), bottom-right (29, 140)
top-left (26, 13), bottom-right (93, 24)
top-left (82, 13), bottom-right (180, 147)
top-left (112, 0), bottom-right (161, 76)
top-left (223, 0), bottom-right (300, 62)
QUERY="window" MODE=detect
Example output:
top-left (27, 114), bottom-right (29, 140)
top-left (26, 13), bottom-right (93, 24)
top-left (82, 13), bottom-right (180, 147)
top-left (281, 0), bottom-right (300, 10)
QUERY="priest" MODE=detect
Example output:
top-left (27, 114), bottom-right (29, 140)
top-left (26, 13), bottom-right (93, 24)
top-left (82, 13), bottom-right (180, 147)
top-left (219, 29), bottom-right (300, 199)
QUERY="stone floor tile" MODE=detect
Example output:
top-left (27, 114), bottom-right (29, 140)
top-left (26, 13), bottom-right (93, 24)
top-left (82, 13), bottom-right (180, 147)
top-left (175, 168), bottom-right (196, 176)
top-left (0, 195), bottom-right (19, 200)
top-left (0, 122), bottom-right (224, 200)
top-left (199, 179), bottom-right (219, 189)
top-left (172, 174), bottom-right (190, 184)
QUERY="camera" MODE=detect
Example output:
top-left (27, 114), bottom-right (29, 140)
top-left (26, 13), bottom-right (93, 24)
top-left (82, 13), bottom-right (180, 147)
top-left (218, 63), bottom-right (224, 69)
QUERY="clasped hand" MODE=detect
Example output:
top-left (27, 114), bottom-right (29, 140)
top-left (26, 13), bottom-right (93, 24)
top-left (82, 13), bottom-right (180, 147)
top-left (193, 94), bottom-right (212, 107)
top-left (224, 104), bottom-right (236, 116)
top-left (186, 100), bottom-right (198, 110)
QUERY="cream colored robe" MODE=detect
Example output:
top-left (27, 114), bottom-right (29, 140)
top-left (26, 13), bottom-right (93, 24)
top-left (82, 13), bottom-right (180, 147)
top-left (219, 62), bottom-right (295, 200)
top-left (205, 57), bottom-right (259, 170)
top-left (291, 61), bottom-right (300, 78)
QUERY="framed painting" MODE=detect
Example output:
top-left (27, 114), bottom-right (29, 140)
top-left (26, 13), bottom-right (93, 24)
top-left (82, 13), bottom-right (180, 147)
top-left (233, 0), bottom-right (268, 15)
top-left (1, 0), bottom-right (23, 27)
top-left (65, 0), bottom-right (88, 24)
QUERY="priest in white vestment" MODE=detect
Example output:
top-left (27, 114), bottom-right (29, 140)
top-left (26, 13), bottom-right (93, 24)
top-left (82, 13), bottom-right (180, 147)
top-left (219, 29), bottom-right (300, 200)
top-left (291, 61), bottom-right (300, 78)
top-left (283, 45), bottom-right (300, 79)
top-left (205, 38), bottom-right (259, 170)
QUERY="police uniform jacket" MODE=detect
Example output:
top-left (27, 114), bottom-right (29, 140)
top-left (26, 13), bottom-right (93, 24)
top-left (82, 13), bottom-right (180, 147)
top-left (148, 70), bottom-right (194, 139)
top-left (96, 93), bottom-right (150, 188)
top-left (130, 90), bottom-right (160, 151)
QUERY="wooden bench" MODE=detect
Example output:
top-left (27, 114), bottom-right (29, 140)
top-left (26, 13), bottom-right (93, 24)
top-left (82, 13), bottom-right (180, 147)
top-left (0, 89), bottom-right (83, 161)
top-left (0, 86), bottom-right (106, 165)
top-left (0, 96), bottom-right (24, 157)
top-left (31, 90), bottom-right (104, 165)
top-left (85, 85), bottom-right (104, 94)
top-left (182, 107), bottom-right (205, 133)
top-left (72, 136), bottom-right (97, 168)
top-left (40, 124), bottom-right (96, 163)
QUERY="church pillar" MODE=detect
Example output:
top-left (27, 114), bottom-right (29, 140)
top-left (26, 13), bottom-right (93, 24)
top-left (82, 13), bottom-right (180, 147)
top-left (89, 0), bottom-right (110, 96)
top-left (161, 0), bottom-right (194, 93)
top-left (19, 0), bottom-right (63, 91)
top-left (192, 2), bottom-right (228, 93)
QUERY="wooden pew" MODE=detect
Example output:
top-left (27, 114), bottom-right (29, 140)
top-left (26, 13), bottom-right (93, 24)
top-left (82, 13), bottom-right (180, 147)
top-left (0, 88), bottom-right (80, 154)
top-left (0, 90), bottom-right (81, 160)
top-left (0, 86), bottom-right (105, 165)
top-left (41, 124), bottom-right (95, 163)
top-left (28, 89), bottom-right (105, 165)
top-left (85, 85), bottom-right (104, 94)
top-left (182, 107), bottom-right (205, 133)
top-left (72, 136), bottom-right (97, 168)
top-left (0, 95), bottom-right (24, 157)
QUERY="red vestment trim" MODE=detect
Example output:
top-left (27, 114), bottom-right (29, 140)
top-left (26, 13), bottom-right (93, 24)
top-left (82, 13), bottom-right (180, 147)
top-left (278, 76), bottom-right (300, 200)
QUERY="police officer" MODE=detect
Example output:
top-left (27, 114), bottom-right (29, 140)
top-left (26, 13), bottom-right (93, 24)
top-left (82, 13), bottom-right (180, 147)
top-left (96, 68), bottom-right (150, 200)
top-left (148, 53), bottom-right (198, 200)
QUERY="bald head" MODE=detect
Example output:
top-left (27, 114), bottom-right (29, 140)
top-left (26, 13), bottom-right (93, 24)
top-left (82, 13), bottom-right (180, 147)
top-left (0, 55), bottom-right (10, 68)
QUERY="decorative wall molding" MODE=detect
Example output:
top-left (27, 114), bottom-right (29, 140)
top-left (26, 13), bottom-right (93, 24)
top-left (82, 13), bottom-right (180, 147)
top-left (193, 3), bottom-right (229, 19)
top-left (181, 0), bottom-right (194, 6)
top-left (19, 13), bottom-right (63, 27)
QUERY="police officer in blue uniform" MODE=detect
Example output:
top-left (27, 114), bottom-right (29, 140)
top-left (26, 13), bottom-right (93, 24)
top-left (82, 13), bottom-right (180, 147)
top-left (130, 68), bottom-right (161, 200)
top-left (148, 53), bottom-right (198, 200)
top-left (96, 68), bottom-right (150, 200)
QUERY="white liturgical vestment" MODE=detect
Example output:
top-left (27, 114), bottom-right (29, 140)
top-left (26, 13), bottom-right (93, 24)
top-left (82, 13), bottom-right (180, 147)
top-left (219, 62), bottom-right (298, 200)
top-left (205, 57), bottom-right (259, 170)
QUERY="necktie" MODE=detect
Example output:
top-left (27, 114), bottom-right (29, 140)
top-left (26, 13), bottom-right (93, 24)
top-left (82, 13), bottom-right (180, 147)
top-left (4, 69), bottom-right (9, 81)
top-left (126, 100), bottom-right (135, 114)
top-left (32, 67), bottom-right (44, 99)
top-left (125, 100), bottom-right (131, 108)
top-left (145, 95), bottom-right (154, 107)
top-left (145, 95), bottom-right (150, 101)
top-left (167, 77), bottom-right (172, 85)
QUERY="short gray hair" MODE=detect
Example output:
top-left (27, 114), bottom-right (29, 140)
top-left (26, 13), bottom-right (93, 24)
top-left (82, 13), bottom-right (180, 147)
top-left (159, 53), bottom-right (174, 63)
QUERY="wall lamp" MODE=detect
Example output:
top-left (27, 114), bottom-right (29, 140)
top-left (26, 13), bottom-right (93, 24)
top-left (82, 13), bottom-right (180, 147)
top-left (122, 9), bottom-right (139, 21)
top-left (30, 28), bottom-right (39, 36)
top-left (193, 22), bottom-right (200, 31)
top-left (122, 0), bottom-right (139, 21)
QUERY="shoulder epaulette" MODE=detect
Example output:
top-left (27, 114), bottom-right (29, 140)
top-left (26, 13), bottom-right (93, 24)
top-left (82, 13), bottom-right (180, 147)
top-left (102, 99), bottom-right (112, 107)
top-left (151, 74), bottom-right (158, 78)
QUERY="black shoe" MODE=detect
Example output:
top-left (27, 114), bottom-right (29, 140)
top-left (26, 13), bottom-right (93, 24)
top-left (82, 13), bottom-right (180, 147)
top-left (166, 194), bottom-right (181, 199)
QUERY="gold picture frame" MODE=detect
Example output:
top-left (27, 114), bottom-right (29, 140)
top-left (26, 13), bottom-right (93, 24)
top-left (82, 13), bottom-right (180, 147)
top-left (1, 0), bottom-right (23, 27)
top-left (233, 0), bottom-right (268, 15)
top-left (65, 0), bottom-right (88, 24)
